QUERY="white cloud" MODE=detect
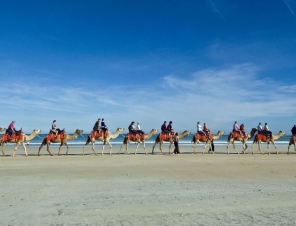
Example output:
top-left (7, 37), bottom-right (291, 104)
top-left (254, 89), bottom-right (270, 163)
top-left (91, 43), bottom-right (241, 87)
top-left (1, 64), bottom-right (296, 133)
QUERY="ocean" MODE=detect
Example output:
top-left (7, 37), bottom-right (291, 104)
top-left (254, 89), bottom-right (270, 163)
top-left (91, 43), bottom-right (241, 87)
top-left (7, 132), bottom-right (292, 148)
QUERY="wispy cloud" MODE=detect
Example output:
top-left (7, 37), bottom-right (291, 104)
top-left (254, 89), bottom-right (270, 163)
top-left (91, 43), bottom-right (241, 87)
top-left (1, 64), bottom-right (296, 133)
top-left (283, 0), bottom-right (295, 18)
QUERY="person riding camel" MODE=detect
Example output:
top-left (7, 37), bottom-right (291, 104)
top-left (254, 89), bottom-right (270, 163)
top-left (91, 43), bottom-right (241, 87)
top-left (161, 121), bottom-right (170, 134)
top-left (167, 121), bottom-right (175, 134)
top-left (263, 123), bottom-right (272, 137)
top-left (7, 121), bottom-right (16, 140)
top-left (257, 123), bottom-right (263, 134)
top-left (291, 125), bottom-right (296, 136)
top-left (203, 123), bottom-right (210, 139)
top-left (93, 118), bottom-right (101, 132)
top-left (233, 121), bottom-right (241, 135)
top-left (197, 122), bottom-right (206, 136)
top-left (240, 123), bottom-right (246, 137)
top-left (51, 120), bottom-right (64, 136)
top-left (101, 118), bottom-right (108, 138)
top-left (136, 122), bottom-right (145, 135)
top-left (128, 121), bottom-right (138, 135)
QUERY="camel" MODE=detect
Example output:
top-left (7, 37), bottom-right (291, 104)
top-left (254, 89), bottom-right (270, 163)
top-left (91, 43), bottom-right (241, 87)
top-left (251, 131), bottom-right (286, 155)
top-left (152, 130), bottom-right (191, 155)
top-left (119, 129), bottom-right (158, 155)
top-left (192, 131), bottom-right (224, 154)
top-left (82, 128), bottom-right (124, 156)
top-left (287, 136), bottom-right (296, 155)
top-left (38, 129), bottom-right (83, 156)
top-left (226, 128), bottom-right (257, 154)
top-left (0, 127), bottom-right (6, 133)
top-left (1, 129), bottom-right (41, 157)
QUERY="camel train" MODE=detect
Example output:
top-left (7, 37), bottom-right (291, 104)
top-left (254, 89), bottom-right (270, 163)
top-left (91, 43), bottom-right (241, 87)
top-left (1, 122), bottom-right (295, 157)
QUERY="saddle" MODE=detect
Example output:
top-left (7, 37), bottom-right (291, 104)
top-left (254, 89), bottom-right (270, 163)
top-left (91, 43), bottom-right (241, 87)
top-left (195, 132), bottom-right (213, 140)
top-left (256, 133), bottom-right (270, 140)
top-left (231, 132), bottom-right (248, 139)
top-left (159, 132), bottom-right (174, 140)
top-left (90, 130), bottom-right (108, 139)
top-left (2, 130), bottom-right (24, 142)
top-left (47, 129), bottom-right (67, 141)
top-left (126, 133), bottom-right (144, 141)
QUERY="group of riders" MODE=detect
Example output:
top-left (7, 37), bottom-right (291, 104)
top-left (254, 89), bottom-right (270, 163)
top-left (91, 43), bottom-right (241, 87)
top-left (3, 119), bottom-right (296, 143)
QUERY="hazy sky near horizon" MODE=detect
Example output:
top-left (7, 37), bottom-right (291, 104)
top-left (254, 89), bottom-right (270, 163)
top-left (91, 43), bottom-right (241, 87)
top-left (1, 0), bottom-right (296, 134)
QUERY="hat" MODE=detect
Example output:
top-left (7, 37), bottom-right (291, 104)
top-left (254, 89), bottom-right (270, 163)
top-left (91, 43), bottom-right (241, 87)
top-left (137, 122), bottom-right (140, 124)
top-left (12, 121), bottom-right (16, 123)
top-left (98, 118), bottom-right (101, 120)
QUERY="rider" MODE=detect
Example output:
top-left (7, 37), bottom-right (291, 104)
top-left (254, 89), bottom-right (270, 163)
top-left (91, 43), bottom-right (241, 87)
top-left (263, 123), bottom-right (272, 137)
top-left (161, 121), bottom-right (170, 134)
top-left (291, 125), bottom-right (296, 136)
top-left (93, 118), bottom-right (101, 132)
top-left (7, 121), bottom-right (16, 139)
top-left (233, 121), bottom-right (241, 135)
top-left (136, 122), bottom-right (145, 135)
top-left (197, 122), bottom-right (206, 136)
top-left (101, 118), bottom-right (108, 137)
top-left (128, 121), bottom-right (138, 135)
top-left (51, 120), bottom-right (59, 135)
top-left (167, 121), bottom-right (175, 134)
top-left (203, 123), bottom-right (210, 139)
top-left (240, 123), bottom-right (246, 137)
top-left (257, 123), bottom-right (263, 134)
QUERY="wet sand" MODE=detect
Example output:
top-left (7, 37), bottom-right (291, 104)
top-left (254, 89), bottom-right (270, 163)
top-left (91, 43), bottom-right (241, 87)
top-left (1, 145), bottom-right (296, 225)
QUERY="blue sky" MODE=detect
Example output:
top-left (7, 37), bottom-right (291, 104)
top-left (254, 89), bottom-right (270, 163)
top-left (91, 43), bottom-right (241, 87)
top-left (1, 0), bottom-right (296, 134)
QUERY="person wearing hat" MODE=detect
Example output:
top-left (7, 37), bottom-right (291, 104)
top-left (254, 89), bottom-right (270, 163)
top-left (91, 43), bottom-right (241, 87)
top-left (100, 118), bottom-right (108, 137)
top-left (93, 118), bottom-right (101, 132)
top-left (136, 122), bottom-right (144, 135)
top-left (232, 121), bottom-right (241, 135)
top-left (7, 121), bottom-right (16, 139)
top-left (128, 121), bottom-right (137, 135)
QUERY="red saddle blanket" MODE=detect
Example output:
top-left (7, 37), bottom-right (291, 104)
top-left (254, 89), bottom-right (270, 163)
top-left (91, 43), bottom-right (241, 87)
top-left (159, 133), bottom-right (174, 140)
top-left (90, 131), bottom-right (108, 139)
top-left (256, 134), bottom-right (271, 140)
top-left (195, 132), bottom-right (213, 140)
top-left (46, 133), bottom-right (66, 141)
top-left (1, 133), bottom-right (24, 142)
top-left (231, 132), bottom-right (248, 139)
top-left (126, 133), bottom-right (145, 140)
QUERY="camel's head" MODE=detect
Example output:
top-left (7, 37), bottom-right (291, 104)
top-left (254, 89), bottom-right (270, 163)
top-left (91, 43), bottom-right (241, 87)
top-left (75, 129), bottom-right (84, 134)
top-left (0, 127), bottom-right (6, 132)
top-left (117, 127), bottom-right (124, 133)
top-left (151, 129), bottom-right (158, 134)
top-left (279, 131), bottom-right (286, 136)
top-left (181, 130), bottom-right (191, 136)
top-left (217, 131), bottom-right (225, 135)
top-left (33, 129), bottom-right (42, 134)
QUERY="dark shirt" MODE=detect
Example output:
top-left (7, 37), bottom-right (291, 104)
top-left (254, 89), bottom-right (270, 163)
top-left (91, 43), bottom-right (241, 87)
top-left (291, 126), bottom-right (296, 135)
top-left (93, 121), bottom-right (100, 131)
top-left (101, 121), bottom-right (107, 128)
top-left (167, 124), bottom-right (172, 131)
top-left (128, 124), bottom-right (134, 133)
top-left (161, 124), bottom-right (167, 132)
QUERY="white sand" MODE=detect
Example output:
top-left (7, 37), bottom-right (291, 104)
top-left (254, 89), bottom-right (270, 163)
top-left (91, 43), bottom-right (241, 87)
top-left (1, 145), bottom-right (296, 225)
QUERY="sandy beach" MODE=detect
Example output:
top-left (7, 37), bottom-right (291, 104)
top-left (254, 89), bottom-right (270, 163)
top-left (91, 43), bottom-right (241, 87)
top-left (1, 145), bottom-right (296, 225)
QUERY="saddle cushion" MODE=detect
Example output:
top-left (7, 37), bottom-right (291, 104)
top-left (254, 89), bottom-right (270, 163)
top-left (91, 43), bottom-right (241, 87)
top-left (126, 133), bottom-right (144, 140)
top-left (231, 132), bottom-right (247, 139)
top-left (256, 134), bottom-right (270, 140)
top-left (1, 133), bottom-right (23, 142)
top-left (159, 133), bottom-right (174, 140)
top-left (46, 133), bottom-right (66, 141)
top-left (195, 132), bottom-right (213, 140)
top-left (91, 131), bottom-right (107, 139)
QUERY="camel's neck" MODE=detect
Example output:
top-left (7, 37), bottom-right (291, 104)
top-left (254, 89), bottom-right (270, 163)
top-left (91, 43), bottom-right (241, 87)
top-left (109, 130), bottom-right (122, 139)
top-left (273, 132), bottom-right (284, 140)
top-left (144, 130), bottom-right (156, 140)
top-left (179, 131), bottom-right (189, 139)
top-left (248, 130), bottom-right (256, 139)
top-left (26, 132), bottom-right (39, 141)
top-left (67, 133), bottom-right (80, 140)
top-left (213, 132), bottom-right (223, 140)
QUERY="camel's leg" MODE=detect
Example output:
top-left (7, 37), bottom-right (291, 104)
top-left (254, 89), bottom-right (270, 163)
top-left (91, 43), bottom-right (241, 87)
top-left (258, 141), bottom-right (264, 155)
top-left (159, 141), bottom-right (164, 155)
top-left (65, 142), bottom-right (69, 155)
top-left (119, 143), bottom-right (124, 154)
top-left (202, 143), bottom-right (208, 155)
top-left (135, 142), bottom-right (140, 155)
top-left (271, 141), bottom-right (278, 154)
top-left (38, 142), bottom-right (44, 156)
top-left (58, 142), bottom-right (63, 156)
top-left (91, 140), bottom-right (98, 156)
top-left (168, 142), bottom-right (172, 155)
top-left (125, 141), bottom-right (130, 155)
top-left (193, 141), bottom-right (198, 154)
top-left (1, 143), bottom-right (6, 157)
top-left (226, 141), bottom-right (231, 155)
top-left (12, 141), bottom-right (20, 157)
top-left (287, 144), bottom-right (291, 155)
top-left (152, 142), bottom-right (158, 155)
top-left (143, 141), bottom-right (147, 155)
top-left (251, 142), bottom-right (256, 155)
top-left (232, 142), bottom-right (238, 154)
top-left (20, 141), bottom-right (28, 157)
top-left (82, 140), bottom-right (90, 155)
